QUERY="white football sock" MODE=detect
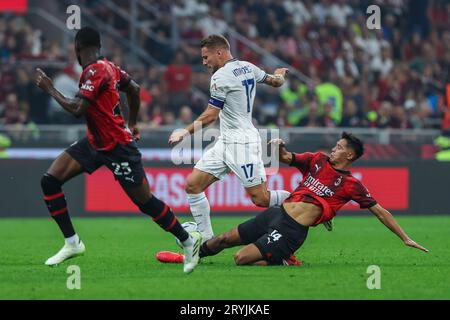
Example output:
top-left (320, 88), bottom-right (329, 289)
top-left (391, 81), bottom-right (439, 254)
top-left (269, 190), bottom-right (291, 207)
top-left (65, 233), bottom-right (80, 246)
top-left (187, 192), bottom-right (213, 240)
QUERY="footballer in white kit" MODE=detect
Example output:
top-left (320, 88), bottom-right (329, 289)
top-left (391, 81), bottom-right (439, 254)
top-left (166, 34), bottom-right (290, 245)
top-left (196, 57), bottom-right (268, 187)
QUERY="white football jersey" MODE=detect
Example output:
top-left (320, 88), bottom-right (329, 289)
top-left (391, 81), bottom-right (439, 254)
top-left (208, 58), bottom-right (267, 143)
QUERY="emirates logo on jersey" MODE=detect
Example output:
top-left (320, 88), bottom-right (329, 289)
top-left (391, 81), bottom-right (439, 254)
top-left (304, 174), bottom-right (334, 197)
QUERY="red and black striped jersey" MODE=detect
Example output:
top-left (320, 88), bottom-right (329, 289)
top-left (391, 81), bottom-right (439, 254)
top-left (284, 152), bottom-right (377, 225)
top-left (77, 57), bottom-right (133, 151)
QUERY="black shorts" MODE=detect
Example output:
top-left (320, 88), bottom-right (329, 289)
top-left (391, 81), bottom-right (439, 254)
top-left (237, 206), bottom-right (309, 265)
top-left (66, 137), bottom-right (145, 187)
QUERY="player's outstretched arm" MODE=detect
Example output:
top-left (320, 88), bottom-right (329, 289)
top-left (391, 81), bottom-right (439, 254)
top-left (268, 138), bottom-right (292, 164)
top-left (263, 68), bottom-right (289, 88)
top-left (123, 80), bottom-right (141, 141)
top-left (35, 68), bottom-right (89, 118)
top-left (168, 105), bottom-right (220, 145)
top-left (369, 204), bottom-right (429, 253)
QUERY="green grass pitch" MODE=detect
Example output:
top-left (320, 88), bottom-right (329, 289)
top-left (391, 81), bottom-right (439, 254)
top-left (1, 215), bottom-right (449, 300)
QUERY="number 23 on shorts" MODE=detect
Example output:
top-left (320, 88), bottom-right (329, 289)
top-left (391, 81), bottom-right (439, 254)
top-left (111, 162), bottom-right (132, 176)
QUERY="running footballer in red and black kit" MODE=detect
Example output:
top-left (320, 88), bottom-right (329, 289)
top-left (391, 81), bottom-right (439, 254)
top-left (35, 27), bottom-right (202, 273)
top-left (189, 132), bottom-right (429, 266)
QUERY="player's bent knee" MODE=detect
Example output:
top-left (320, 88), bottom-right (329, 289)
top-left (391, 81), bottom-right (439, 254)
top-left (250, 195), bottom-right (269, 208)
top-left (131, 192), bottom-right (151, 207)
top-left (233, 250), bottom-right (254, 266)
top-left (185, 177), bottom-right (204, 194)
top-left (40, 173), bottom-right (62, 193)
top-left (185, 170), bottom-right (213, 194)
top-left (185, 183), bottom-right (199, 194)
top-left (233, 252), bottom-right (247, 266)
top-left (136, 196), bottom-right (153, 212)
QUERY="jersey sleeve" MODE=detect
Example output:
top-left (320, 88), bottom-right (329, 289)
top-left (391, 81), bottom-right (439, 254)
top-left (249, 63), bottom-right (267, 83)
top-left (77, 64), bottom-right (107, 103)
top-left (350, 180), bottom-right (377, 209)
top-left (289, 152), bottom-right (315, 174)
top-left (208, 72), bottom-right (228, 109)
top-left (118, 67), bottom-right (131, 91)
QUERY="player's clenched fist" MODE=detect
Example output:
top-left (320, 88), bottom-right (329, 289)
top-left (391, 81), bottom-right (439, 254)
top-left (268, 138), bottom-right (286, 147)
top-left (35, 68), bottom-right (54, 93)
top-left (274, 68), bottom-right (289, 78)
top-left (169, 129), bottom-right (188, 146)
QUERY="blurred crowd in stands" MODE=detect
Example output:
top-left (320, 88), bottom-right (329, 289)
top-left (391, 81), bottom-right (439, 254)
top-left (0, 0), bottom-right (449, 131)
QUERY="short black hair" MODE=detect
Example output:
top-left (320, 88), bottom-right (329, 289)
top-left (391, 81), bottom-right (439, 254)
top-left (341, 131), bottom-right (364, 161)
top-left (75, 27), bottom-right (101, 49)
